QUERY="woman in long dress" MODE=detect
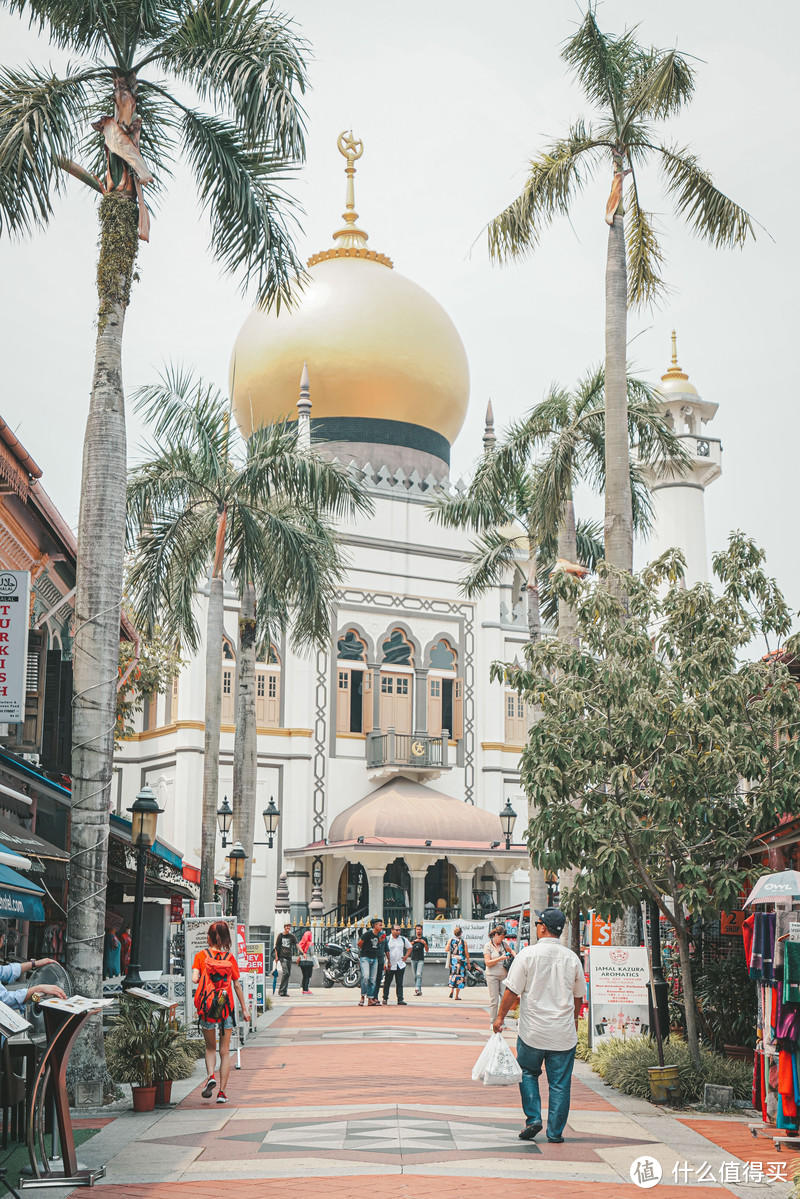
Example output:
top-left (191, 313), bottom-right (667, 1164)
top-left (446, 926), bottom-right (470, 999)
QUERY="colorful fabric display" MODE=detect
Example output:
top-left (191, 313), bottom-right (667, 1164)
top-left (750, 912), bottom-right (776, 981)
top-left (743, 913), bottom-right (755, 970)
top-left (777, 990), bottom-right (800, 1040)
top-left (783, 940), bottom-right (800, 1005)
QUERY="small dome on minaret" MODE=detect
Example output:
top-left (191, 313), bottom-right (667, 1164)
top-left (658, 330), bottom-right (698, 397)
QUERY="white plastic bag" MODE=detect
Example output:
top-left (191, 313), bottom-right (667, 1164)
top-left (471, 1032), bottom-right (523, 1086)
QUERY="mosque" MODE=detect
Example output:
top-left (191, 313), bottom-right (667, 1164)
top-left (113, 134), bottom-right (721, 950)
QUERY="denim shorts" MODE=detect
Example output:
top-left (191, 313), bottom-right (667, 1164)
top-left (199, 1015), bottom-right (235, 1031)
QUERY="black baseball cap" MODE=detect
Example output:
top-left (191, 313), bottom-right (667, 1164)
top-left (536, 908), bottom-right (566, 935)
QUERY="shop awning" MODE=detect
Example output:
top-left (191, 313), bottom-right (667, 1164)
top-left (0, 817), bottom-right (68, 865)
top-left (0, 862), bottom-right (45, 922)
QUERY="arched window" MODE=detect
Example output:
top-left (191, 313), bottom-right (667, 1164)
top-left (256, 643), bottom-right (280, 729)
top-left (379, 628), bottom-right (414, 734)
top-left (221, 637), bottom-right (236, 724)
top-left (426, 638), bottom-right (463, 740)
top-left (336, 629), bottom-right (368, 735)
top-left (164, 673), bottom-right (179, 725)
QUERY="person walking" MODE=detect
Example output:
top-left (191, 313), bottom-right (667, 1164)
top-left (193, 920), bottom-right (249, 1105)
top-left (382, 924), bottom-right (411, 1005)
top-left (372, 921), bottom-right (388, 1005)
top-left (493, 907), bottom-right (586, 1144)
top-left (358, 917), bottom-right (383, 1006)
top-left (446, 925), bottom-right (470, 999)
top-left (410, 924), bottom-right (428, 995)
top-left (273, 922), bottom-right (297, 997)
top-left (484, 923), bottom-right (515, 1021)
top-left (297, 929), bottom-right (314, 995)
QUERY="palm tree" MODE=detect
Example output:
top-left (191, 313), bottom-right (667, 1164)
top-left (488, 7), bottom-right (754, 582)
top-left (126, 370), bottom-right (372, 920)
top-left (0, 0), bottom-right (308, 1081)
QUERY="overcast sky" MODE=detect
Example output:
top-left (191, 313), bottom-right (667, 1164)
top-left (1, 1), bottom-right (798, 605)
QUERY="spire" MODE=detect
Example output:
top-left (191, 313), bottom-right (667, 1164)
top-left (661, 329), bottom-right (690, 385)
top-left (307, 132), bottom-right (393, 269)
top-left (482, 400), bottom-right (496, 453)
top-left (297, 362), bottom-right (311, 450)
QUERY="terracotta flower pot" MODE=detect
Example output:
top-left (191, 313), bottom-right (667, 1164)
top-left (155, 1079), bottom-right (173, 1105)
top-left (132, 1084), bottom-right (157, 1112)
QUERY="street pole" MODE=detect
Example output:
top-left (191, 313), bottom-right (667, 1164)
top-left (648, 898), bottom-right (670, 1044)
top-left (232, 879), bottom-right (240, 921)
top-left (123, 845), bottom-right (147, 990)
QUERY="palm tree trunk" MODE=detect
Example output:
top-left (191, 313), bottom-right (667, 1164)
top-left (523, 543), bottom-right (547, 918)
top-left (556, 495), bottom-right (578, 645)
top-left (232, 583), bottom-right (257, 938)
top-left (525, 548), bottom-right (542, 643)
top-left (603, 196), bottom-right (633, 577)
top-left (200, 571), bottom-right (224, 907)
top-left (67, 193), bottom-right (138, 1102)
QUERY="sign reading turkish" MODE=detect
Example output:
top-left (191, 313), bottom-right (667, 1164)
top-left (0, 571), bottom-right (30, 723)
top-left (589, 945), bottom-right (650, 1047)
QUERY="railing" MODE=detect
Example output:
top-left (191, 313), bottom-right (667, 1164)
top-left (366, 729), bottom-right (449, 769)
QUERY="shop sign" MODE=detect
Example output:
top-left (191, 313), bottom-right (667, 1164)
top-left (0, 571), bottom-right (30, 722)
top-left (589, 945), bottom-right (650, 1047)
top-left (720, 910), bottom-right (746, 936)
top-left (169, 895), bottom-right (183, 923)
top-left (423, 919), bottom-right (490, 955)
top-left (236, 923), bottom-right (247, 968)
top-left (245, 942), bottom-right (266, 1009)
top-left (590, 913), bottom-right (613, 946)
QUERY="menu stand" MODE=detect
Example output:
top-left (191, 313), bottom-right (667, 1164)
top-left (21, 997), bottom-right (112, 1189)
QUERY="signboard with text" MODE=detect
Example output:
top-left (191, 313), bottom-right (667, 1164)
top-left (589, 945), bottom-right (650, 1047)
top-left (423, 919), bottom-right (490, 955)
top-left (245, 942), bottom-right (266, 1009)
top-left (0, 571), bottom-right (30, 723)
top-left (590, 913), bottom-right (613, 946)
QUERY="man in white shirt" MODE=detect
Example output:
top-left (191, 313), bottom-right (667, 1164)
top-left (382, 924), bottom-right (411, 1005)
top-left (493, 907), bottom-right (586, 1144)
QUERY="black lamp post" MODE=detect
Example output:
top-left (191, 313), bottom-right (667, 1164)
top-left (123, 785), bottom-right (163, 990)
top-left (262, 797), bottom-right (280, 849)
top-left (499, 799), bottom-right (517, 851)
top-left (217, 795), bottom-right (233, 848)
top-left (226, 841), bottom-right (247, 917)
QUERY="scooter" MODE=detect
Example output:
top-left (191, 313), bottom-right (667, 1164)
top-left (465, 960), bottom-right (486, 987)
top-left (319, 940), bottom-right (360, 988)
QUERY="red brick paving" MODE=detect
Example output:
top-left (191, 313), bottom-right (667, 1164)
top-left (178, 1042), bottom-right (611, 1109)
top-left (679, 1117), bottom-right (792, 1170)
top-left (67, 1181), bottom-right (737, 1199)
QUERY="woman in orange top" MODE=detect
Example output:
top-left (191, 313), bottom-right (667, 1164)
top-left (192, 921), bottom-right (249, 1104)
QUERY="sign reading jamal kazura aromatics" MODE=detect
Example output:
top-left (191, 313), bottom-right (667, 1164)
top-left (0, 572), bottom-right (30, 723)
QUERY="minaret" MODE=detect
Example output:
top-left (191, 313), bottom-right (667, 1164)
top-left (297, 362), bottom-right (311, 450)
top-left (641, 332), bottom-right (721, 584)
top-left (482, 400), bottom-right (496, 454)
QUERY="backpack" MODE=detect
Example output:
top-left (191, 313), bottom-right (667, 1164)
top-left (194, 948), bottom-right (235, 1022)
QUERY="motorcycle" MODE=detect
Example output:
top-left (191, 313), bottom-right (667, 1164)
top-left (319, 940), bottom-right (360, 988)
top-left (465, 960), bottom-right (486, 987)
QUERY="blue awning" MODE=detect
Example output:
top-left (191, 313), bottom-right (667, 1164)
top-left (0, 862), bottom-right (45, 922)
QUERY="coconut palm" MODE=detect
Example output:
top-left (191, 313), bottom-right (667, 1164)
top-left (430, 368), bottom-right (685, 639)
top-left (488, 7), bottom-right (754, 582)
top-left (0, 0), bottom-right (308, 1080)
top-left (127, 369), bottom-right (372, 917)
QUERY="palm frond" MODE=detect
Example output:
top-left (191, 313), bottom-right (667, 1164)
top-left (625, 179), bottom-right (666, 308)
top-left (81, 80), bottom-right (179, 201)
top-left (0, 63), bottom-right (94, 235)
top-left (630, 462), bottom-right (655, 535)
top-left (6, 0), bottom-right (119, 58)
top-left (623, 48), bottom-right (695, 126)
top-left (180, 107), bottom-right (305, 310)
top-left (155, 0), bottom-right (308, 158)
top-left (657, 144), bottom-right (756, 248)
top-left (241, 425), bottom-right (372, 519)
top-left (488, 122), bottom-right (605, 263)
top-left (561, 8), bottom-right (633, 128)
top-left (538, 517), bottom-right (603, 627)
top-left (427, 452), bottom-right (511, 532)
top-left (627, 386), bottom-right (691, 480)
top-left (461, 528), bottom-right (519, 599)
top-left (132, 366), bottom-right (231, 481)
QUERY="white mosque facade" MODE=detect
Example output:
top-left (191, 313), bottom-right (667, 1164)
top-left (113, 137), bottom-right (721, 944)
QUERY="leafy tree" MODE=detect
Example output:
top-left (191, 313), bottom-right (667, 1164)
top-left (0, 0), bottom-right (308, 1088)
top-left (116, 625), bottom-right (182, 742)
top-left (495, 533), bottom-right (800, 1065)
top-left (487, 8), bottom-right (754, 581)
top-left (126, 370), bottom-right (371, 925)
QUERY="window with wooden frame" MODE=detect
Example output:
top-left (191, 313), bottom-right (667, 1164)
top-left (256, 643), bottom-right (280, 728)
top-left (335, 629), bottom-right (367, 734)
top-left (504, 691), bottom-right (526, 744)
top-left (221, 637), bottom-right (236, 724)
top-left (164, 674), bottom-right (179, 725)
top-left (426, 639), bottom-right (463, 740)
top-left (142, 692), bottom-right (158, 732)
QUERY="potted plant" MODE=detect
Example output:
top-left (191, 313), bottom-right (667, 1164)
top-left (150, 1010), bottom-right (196, 1105)
top-left (106, 997), bottom-right (160, 1111)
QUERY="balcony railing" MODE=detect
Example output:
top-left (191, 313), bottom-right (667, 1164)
top-left (366, 729), bottom-right (450, 770)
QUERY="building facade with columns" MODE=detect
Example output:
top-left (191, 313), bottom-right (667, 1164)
top-left (114, 139), bottom-right (721, 941)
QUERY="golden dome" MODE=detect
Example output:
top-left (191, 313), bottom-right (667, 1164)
top-left (230, 134), bottom-right (469, 452)
top-left (658, 329), bottom-right (698, 397)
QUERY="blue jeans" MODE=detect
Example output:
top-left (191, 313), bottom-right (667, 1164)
top-left (360, 956), bottom-right (378, 996)
top-left (516, 1038), bottom-right (576, 1140)
top-left (413, 959), bottom-right (424, 990)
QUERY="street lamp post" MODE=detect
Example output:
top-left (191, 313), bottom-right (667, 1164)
top-left (499, 799), bottom-right (517, 852)
top-left (217, 796), bottom-right (233, 848)
top-left (262, 797), bottom-right (280, 849)
top-left (123, 785), bottom-right (164, 990)
top-left (226, 841), bottom-right (247, 918)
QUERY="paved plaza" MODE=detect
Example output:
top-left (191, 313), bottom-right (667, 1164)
top-left (15, 991), bottom-right (797, 1199)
